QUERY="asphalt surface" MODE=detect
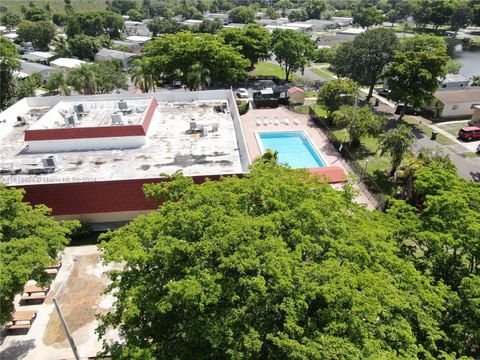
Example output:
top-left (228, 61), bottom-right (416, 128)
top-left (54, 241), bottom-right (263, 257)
top-left (372, 95), bottom-right (480, 182)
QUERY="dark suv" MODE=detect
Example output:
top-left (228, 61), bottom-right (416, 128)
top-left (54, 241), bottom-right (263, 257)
top-left (395, 103), bottom-right (421, 116)
top-left (458, 126), bottom-right (480, 141)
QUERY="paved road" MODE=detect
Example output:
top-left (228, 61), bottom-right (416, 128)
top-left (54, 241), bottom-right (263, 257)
top-left (367, 91), bottom-right (480, 182)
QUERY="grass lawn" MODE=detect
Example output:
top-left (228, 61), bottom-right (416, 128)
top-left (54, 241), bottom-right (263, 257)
top-left (330, 128), bottom-right (394, 196)
top-left (436, 121), bottom-right (469, 137)
top-left (311, 104), bottom-right (327, 118)
top-left (312, 63), bottom-right (330, 66)
top-left (251, 62), bottom-right (300, 82)
top-left (3, 0), bottom-right (106, 13)
top-left (403, 116), bottom-right (456, 145)
top-left (310, 67), bottom-right (335, 79)
top-left (291, 106), bottom-right (310, 114)
top-left (461, 151), bottom-right (480, 158)
top-left (305, 91), bottom-right (318, 97)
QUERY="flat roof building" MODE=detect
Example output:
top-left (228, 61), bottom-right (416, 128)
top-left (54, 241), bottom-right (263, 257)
top-left (50, 58), bottom-right (86, 70)
top-left (95, 48), bottom-right (135, 70)
top-left (0, 91), bottom-right (250, 224)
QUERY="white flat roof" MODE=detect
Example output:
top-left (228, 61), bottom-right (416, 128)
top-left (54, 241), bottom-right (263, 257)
top-left (28, 51), bottom-right (56, 59)
top-left (0, 91), bottom-right (250, 185)
top-left (29, 99), bottom-right (151, 130)
top-left (337, 27), bottom-right (365, 35)
top-left (126, 35), bottom-right (151, 42)
top-left (50, 58), bottom-right (86, 69)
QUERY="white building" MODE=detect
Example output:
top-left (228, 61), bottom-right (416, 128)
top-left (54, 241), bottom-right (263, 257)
top-left (439, 74), bottom-right (470, 90)
top-left (50, 58), bottom-right (86, 70)
top-left (95, 48), bottom-right (135, 70)
top-left (428, 88), bottom-right (480, 119)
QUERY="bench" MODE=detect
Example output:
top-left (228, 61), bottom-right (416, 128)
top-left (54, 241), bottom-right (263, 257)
top-left (24, 284), bottom-right (50, 296)
top-left (5, 310), bottom-right (38, 331)
top-left (45, 262), bottom-right (62, 270)
top-left (21, 294), bottom-right (47, 302)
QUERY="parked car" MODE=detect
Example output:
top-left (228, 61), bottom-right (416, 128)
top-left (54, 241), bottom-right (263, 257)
top-left (395, 103), bottom-right (420, 116)
top-left (458, 126), bottom-right (480, 141)
top-left (236, 88), bottom-right (249, 98)
top-left (376, 88), bottom-right (391, 98)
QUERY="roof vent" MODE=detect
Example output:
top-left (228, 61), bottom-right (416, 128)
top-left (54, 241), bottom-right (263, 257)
top-left (118, 100), bottom-right (132, 114)
top-left (41, 154), bottom-right (58, 169)
top-left (111, 113), bottom-right (123, 125)
top-left (73, 104), bottom-right (86, 117)
top-left (64, 114), bottom-right (77, 127)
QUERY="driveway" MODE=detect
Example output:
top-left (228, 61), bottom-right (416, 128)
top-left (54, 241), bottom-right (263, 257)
top-left (365, 90), bottom-right (480, 182)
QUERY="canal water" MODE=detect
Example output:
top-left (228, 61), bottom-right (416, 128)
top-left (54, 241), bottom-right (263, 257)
top-left (448, 43), bottom-right (480, 79)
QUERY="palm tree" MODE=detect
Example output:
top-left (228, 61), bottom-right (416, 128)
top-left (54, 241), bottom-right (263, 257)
top-left (185, 62), bottom-right (211, 91)
top-left (378, 124), bottom-right (414, 177)
top-left (67, 63), bottom-right (97, 95)
top-left (130, 58), bottom-right (155, 93)
top-left (470, 75), bottom-right (480, 87)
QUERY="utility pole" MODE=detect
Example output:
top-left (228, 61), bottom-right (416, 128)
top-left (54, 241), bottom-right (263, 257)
top-left (53, 298), bottom-right (81, 360)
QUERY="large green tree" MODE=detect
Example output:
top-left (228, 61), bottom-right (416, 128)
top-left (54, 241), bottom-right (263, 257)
top-left (383, 34), bottom-right (449, 120)
top-left (67, 61), bottom-right (127, 95)
top-left (98, 163), bottom-right (456, 359)
top-left (66, 11), bottom-right (124, 38)
top-left (68, 34), bottom-right (100, 61)
top-left (0, 37), bottom-right (19, 110)
top-left (317, 78), bottom-right (359, 116)
top-left (219, 24), bottom-right (271, 69)
top-left (378, 124), bottom-right (414, 176)
top-left (1, 12), bottom-right (22, 30)
top-left (141, 31), bottom-right (249, 87)
top-left (353, 6), bottom-right (384, 28)
top-left (0, 186), bottom-right (79, 324)
top-left (333, 28), bottom-right (398, 101)
top-left (333, 105), bottom-right (385, 147)
top-left (303, 0), bottom-right (326, 19)
top-left (17, 20), bottom-right (56, 51)
top-left (229, 6), bottom-right (255, 23)
top-left (271, 29), bottom-right (316, 82)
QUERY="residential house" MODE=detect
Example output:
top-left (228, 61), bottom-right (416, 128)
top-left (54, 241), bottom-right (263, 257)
top-left (50, 58), bottom-right (86, 70)
top-left (439, 74), bottom-right (470, 90)
top-left (21, 51), bottom-right (57, 65)
top-left (95, 48), bottom-right (135, 70)
top-left (18, 60), bottom-right (55, 83)
top-left (427, 88), bottom-right (480, 119)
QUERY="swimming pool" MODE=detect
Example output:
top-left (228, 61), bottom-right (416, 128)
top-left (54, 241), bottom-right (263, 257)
top-left (257, 131), bottom-right (326, 168)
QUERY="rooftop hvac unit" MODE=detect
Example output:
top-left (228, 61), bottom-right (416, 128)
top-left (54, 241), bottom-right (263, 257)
top-left (64, 113), bottom-right (77, 127)
top-left (41, 154), bottom-right (58, 169)
top-left (111, 113), bottom-right (123, 125)
top-left (118, 100), bottom-right (132, 114)
top-left (73, 104), bottom-right (86, 116)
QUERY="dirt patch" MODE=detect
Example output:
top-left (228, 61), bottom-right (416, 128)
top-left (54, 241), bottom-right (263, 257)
top-left (43, 254), bottom-right (109, 348)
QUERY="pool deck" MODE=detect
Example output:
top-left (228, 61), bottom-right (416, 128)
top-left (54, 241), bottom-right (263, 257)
top-left (241, 107), bottom-right (345, 169)
top-left (240, 107), bottom-right (376, 209)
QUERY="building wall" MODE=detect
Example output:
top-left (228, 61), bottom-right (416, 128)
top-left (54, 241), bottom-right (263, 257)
top-left (289, 92), bottom-right (305, 105)
top-left (12, 174), bottom-right (241, 223)
top-left (441, 101), bottom-right (480, 118)
top-left (439, 81), bottom-right (469, 90)
top-left (27, 135), bottom-right (146, 152)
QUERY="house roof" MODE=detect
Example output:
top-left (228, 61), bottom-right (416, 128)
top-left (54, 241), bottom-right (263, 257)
top-left (435, 88), bottom-right (480, 104)
top-left (20, 60), bottom-right (54, 75)
top-left (443, 73), bottom-right (468, 83)
top-left (50, 58), bottom-right (86, 69)
top-left (287, 86), bottom-right (304, 95)
top-left (95, 48), bottom-right (135, 60)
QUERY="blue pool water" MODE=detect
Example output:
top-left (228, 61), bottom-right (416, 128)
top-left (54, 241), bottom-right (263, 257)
top-left (259, 131), bottom-right (326, 168)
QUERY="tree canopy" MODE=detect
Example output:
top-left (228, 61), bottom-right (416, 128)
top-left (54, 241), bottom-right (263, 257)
top-left (0, 37), bottom-right (19, 110)
top-left (353, 6), bottom-right (384, 28)
top-left (97, 162), bottom-right (479, 359)
top-left (271, 29), bottom-right (316, 82)
top-left (383, 34), bottom-right (448, 120)
top-left (333, 28), bottom-right (398, 101)
top-left (141, 31), bottom-right (249, 87)
top-left (219, 24), bottom-right (271, 69)
top-left (66, 11), bottom-right (124, 39)
top-left (229, 6), bottom-right (255, 23)
top-left (17, 20), bottom-right (56, 51)
top-left (0, 186), bottom-right (79, 324)
top-left (317, 79), bottom-right (359, 115)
